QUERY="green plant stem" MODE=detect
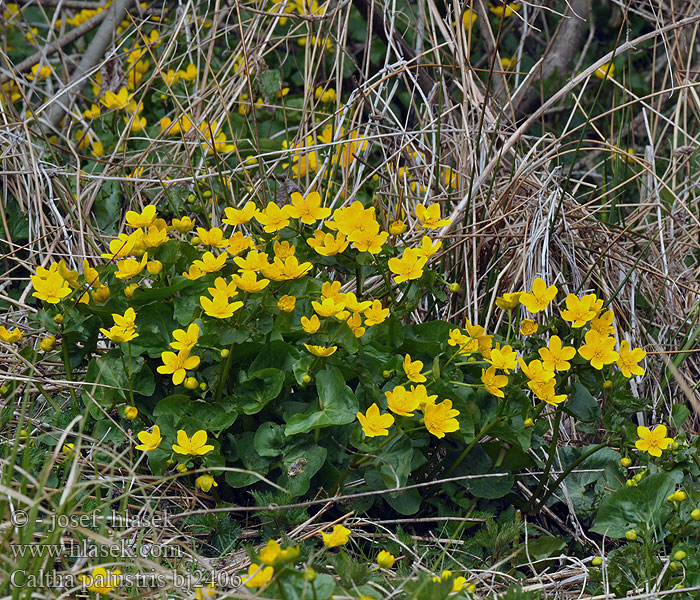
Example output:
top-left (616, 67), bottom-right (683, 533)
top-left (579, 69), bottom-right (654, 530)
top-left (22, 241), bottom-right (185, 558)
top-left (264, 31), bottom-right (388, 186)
top-left (61, 326), bottom-right (78, 404)
top-left (443, 400), bottom-right (508, 479)
top-left (529, 442), bottom-right (608, 514)
top-left (523, 405), bottom-right (563, 513)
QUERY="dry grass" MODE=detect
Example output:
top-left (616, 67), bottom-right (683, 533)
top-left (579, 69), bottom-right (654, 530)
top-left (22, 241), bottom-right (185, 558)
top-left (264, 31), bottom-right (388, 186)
top-left (1, 0), bottom-right (700, 597)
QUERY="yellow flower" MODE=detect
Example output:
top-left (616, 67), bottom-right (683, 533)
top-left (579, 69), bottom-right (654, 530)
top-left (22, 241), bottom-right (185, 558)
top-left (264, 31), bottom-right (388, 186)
top-left (200, 291), bottom-right (244, 319)
top-left (124, 406), bottom-right (138, 420)
top-left (322, 524), bottom-right (351, 548)
top-left (110, 307), bottom-right (137, 336)
top-left (410, 385), bottom-right (437, 409)
top-left (171, 323), bottom-right (200, 351)
top-left (114, 253), bottom-right (148, 279)
top-left (304, 344), bottom-right (337, 357)
top-left (313, 297), bottom-right (346, 318)
top-left (520, 277), bottom-right (557, 313)
top-left (578, 330), bottom-right (619, 370)
top-left (485, 344), bottom-right (518, 372)
top-left (377, 550), bottom-right (396, 568)
top-left (389, 220), bottom-right (407, 235)
top-left (255, 202), bottom-right (292, 233)
top-left (100, 87), bottom-right (131, 110)
top-left (301, 314), bottom-right (321, 334)
top-left (0, 326), bottom-right (22, 343)
top-left (635, 424), bottom-right (673, 457)
top-left (364, 300), bottom-right (389, 326)
top-left (495, 291), bottom-right (522, 310)
top-left (489, 2), bottom-right (521, 17)
top-left (346, 312), bottom-right (366, 338)
top-left (125, 206), bottom-right (158, 229)
top-left (183, 265), bottom-right (205, 280)
top-left (223, 201), bottom-right (258, 226)
top-left (385, 385), bottom-right (420, 417)
top-left (594, 62), bottom-right (615, 80)
top-left (520, 318), bottom-right (538, 336)
top-left (194, 585), bottom-right (216, 600)
top-left (538, 335), bottom-right (576, 372)
top-left (264, 256), bottom-right (313, 280)
top-left (157, 349), bottom-right (201, 385)
top-left (234, 250), bottom-right (270, 274)
top-left (273, 240), bottom-right (296, 259)
top-left (424, 399), bottom-right (460, 438)
top-left (617, 340), bottom-right (646, 378)
top-left (591, 309), bottom-right (616, 337)
top-left (307, 230), bottom-right (349, 256)
top-left (321, 281), bottom-right (344, 302)
top-left (344, 292), bottom-right (371, 313)
top-left (348, 220), bottom-right (388, 254)
top-left (243, 563), bottom-right (274, 588)
top-left (481, 366), bottom-right (508, 398)
top-left (532, 380), bottom-right (567, 405)
top-left (27, 64), bottom-right (51, 81)
top-left (287, 191), bottom-right (331, 224)
top-left (518, 358), bottom-right (555, 387)
top-left (414, 203), bottom-right (451, 229)
top-left (172, 429), bottom-right (215, 455)
top-left (100, 325), bottom-right (138, 343)
top-left (192, 251), bottom-right (228, 274)
top-left (388, 247), bottom-right (428, 284)
top-left (79, 567), bottom-right (121, 594)
top-left (356, 403), bottom-right (394, 437)
top-left (277, 295), bottom-right (296, 312)
top-left (403, 354), bottom-right (426, 383)
top-left (195, 474), bottom-right (218, 492)
top-left (197, 227), bottom-right (229, 248)
top-left (31, 271), bottom-right (71, 304)
top-left (232, 271), bottom-right (270, 293)
top-left (172, 216), bottom-right (195, 233)
top-left (101, 235), bottom-right (136, 260)
top-left (447, 328), bottom-right (478, 356)
top-left (136, 425), bottom-right (163, 452)
top-left (416, 235), bottom-right (442, 258)
top-left (227, 232), bottom-right (255, 256)
top-left (560, 293), bottom-right (599, 328)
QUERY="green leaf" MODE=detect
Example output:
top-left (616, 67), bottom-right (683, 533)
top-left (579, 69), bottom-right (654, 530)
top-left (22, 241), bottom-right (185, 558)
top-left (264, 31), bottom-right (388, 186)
top-left (278, 444), bottom-right (327, 497)
top-left (285, 367), bottom-right (358, 435)
top-left (517, 536), bottom-right (565, 561)
top-left (566, 383), bottom-right (601, 423)
top-left (591, 472), bottom-right (675, 538)
top-left (671, 404), bottom-right (690, 429)
top-left (233, 368), bottom-right (285, 415)
top-left (466, 473), bottom-right (515, 499)
top-left (254, 422), bottom-right (287, 457)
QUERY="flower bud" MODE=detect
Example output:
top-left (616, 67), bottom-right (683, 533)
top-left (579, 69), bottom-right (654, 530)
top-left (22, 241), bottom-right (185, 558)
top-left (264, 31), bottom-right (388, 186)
top-left (625, 529), bottom-right (637, 541)
top-left (603, 380), bottom-right (613, 391)
top-left (40, 335), bottom-right (56, 352)
top-left (220, 349), bottom-right (230, 358)
top-left (303, 568), bottom-right (316, 582)
top-left (691, 508), bottom-right (700, 521)
top-left (53, 313), bottom-right (64, 324)
top-left (125, 406), bottom-right (138, 420)
top-left (147, 260), bottom-right (163, 275)
top-left (302, 374), bottom-right (311, 383)
top-left (673, 550), bottom-right (687, 561)
top-left (620, 457), bottom-right (632, 467)
top-left (524, 417), bottom-right (534, 428)
top-left (448, 282), bottom-right (461, 293)
top-left (591, 557), bottom-right (603, 566)
top-left (184, 377), bottom-right (198, 390)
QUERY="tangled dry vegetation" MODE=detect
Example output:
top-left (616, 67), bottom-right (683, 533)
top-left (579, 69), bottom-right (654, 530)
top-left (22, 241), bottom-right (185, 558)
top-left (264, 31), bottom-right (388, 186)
top-left (1, 0), bottom-right (700, 598)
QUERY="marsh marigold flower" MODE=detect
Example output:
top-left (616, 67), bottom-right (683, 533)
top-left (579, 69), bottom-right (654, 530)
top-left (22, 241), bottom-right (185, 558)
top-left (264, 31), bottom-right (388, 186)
top-left (170, 323), bottom-right (200, 351)
top-left (388, 247), bottom-right (427, 283)
top-left (195, 474), bottom-right (218, 492)
top-left (223, 201), bottom-right (258, 226)
top-left (495, 291), bottom-right (522, 310)
top-left (243, 564), bottom-right (274, 588)
top-left (304, 344), bottom-right (337, 357)
top-left (200, 291), bottom-right (243, 319)
top-left (538, 335), bottom-right (576, 372)
top-left (414, 202), bottom-right (451, 229)
top-left (172, 429), bottom-right (214, 455)
top-left (578, 330), bottom-right (619, 370)
top-left (31, 270), bottom-right (72, 304)
top-left (520, 277), bottom-right (557, 313)
top-left (364, 300), bottom-right (389, 326)
top-left (481, 366), bottom-right (508, 398)
top-left (79, 567), bottom-right (121, 594)
top-left (135, 425), bottom-right (162, 451)
top-left (377, 550), bottom-right (396, 569)
top-left (0, 326), bottom-right (22, 343)
top-left (322, 524), bottom-right (351, 548)
top-left (157, 349), bottom-right (201, 385)
top-left (560, 293), bottom-right (600, 327)
top-left (356, 403), bottom-right (394, 437)
top-left (287, 191), bottom-right (331, 224)
top-left (424, 399), bottom-right (460, 438)
top-left (301, 314), bottom-right (321, 334)
top-left (255, 202), bottom-right (292, 233)
top-left (635, 424), bottom-right (673, 457)
top-left (520, 319), bottom-right (538, 336)
top-left (617, 340), bottom-right (646, 378)
top-left (403, 354), bottom-right (426, 383)
top-left (277, 295), bottom-right (296, 312)
top-left (385, 385), bottom-right (419, 417)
